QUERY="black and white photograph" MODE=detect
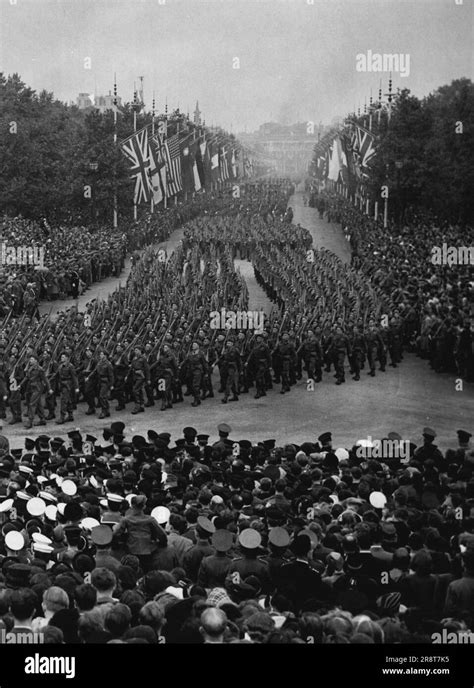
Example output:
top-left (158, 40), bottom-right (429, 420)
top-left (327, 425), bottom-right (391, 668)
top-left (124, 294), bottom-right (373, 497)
top-left (0, 0), bottom-right (473, 680)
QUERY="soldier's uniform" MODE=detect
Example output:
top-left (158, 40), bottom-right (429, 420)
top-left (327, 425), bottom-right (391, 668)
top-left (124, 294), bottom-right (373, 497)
top-left (182, 346), bottom-right (208, 407)
top-left (24, 358), bottom-right (49, 428)
top-left (388, 318), bottom-right (403, 366)
top-left (113, 347), bottom-right (129, 411)
top-left (56, 358), bottom-right (78, 423)
top-left (299, 333), bottom-right (323, 382)
top-left (197, 532), bottom-right (234, 589)
top-left (96, 355), bottom-right (114, 419)
top-left (7, 352), bottom-right (24, 424)
top-left (349, 329), bottom-right (367, 381)
top-left (220, 343), bottom-right (241, 404)
top-left (328, 330), bottom-right (351, 384)
top-left (129, 350), bottom-right (150, 414)
top-left (273, 335), bottom-right (297, 393)
top-left (228, 529), bottom-right (271, 594)
top-left (42, 352), bottom-right (58, 420)
top-left (82, 349), bottom-right (96, 415)
top-left (365, 326), bottom-right (385, 376)
top-left (247, 337), bottom-right (271, 398)
top-left (154, 348), bottom-right (177, 411)
top-left (144, 344), bottom-right (155, 407)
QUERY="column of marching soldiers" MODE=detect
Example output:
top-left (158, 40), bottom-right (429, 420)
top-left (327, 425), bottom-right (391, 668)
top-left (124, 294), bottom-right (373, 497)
top-left (0, 179), bottom-right (407, 429)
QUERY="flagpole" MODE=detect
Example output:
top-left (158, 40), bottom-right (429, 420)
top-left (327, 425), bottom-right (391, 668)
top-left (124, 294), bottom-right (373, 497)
top-left (133, 87), bottom-right (138, 221)
top-left (164, 102), bottom-right (168, 210)
top-left (113, 73), bottom-right (118, 229)
top-left (151, 92), bottom-right (155, 215)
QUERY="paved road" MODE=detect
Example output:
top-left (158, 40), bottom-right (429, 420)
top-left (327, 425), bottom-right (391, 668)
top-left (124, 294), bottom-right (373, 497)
top-left (8, 193), bottom-right (472, 451)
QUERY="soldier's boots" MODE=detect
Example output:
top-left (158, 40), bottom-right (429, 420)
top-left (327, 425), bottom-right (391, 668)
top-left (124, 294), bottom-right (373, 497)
top-left (353, 374), bottom-right (360, 381)
top-left (379, 366), bottom-right (386, 372)
top-left (56, 414), bottom-right (73, 424)
top-left (229, 395), bottom-right (239, 402)
top-left (98, 411), bottom-right (110, 419)
top-left (116, 404), bottom-right (125, 411)
top-left (85, 408), bottom-right (95, 415)
top-left (45, 413), bottom-right (56, 420)
top-left (25, 420), bottom-right (33, 429)
top-left (9, 417), bottom-right (21, 425)
top-left (131, 406), bottom-right (144, 414)
top-left (368, 370), bottom-right (376, 377)
top-left (34, 419), bottom-right (46, 426)
top-left (192, 398), bottom-right (201, 407)
top-left (145, 400), bottom-right (155, 407)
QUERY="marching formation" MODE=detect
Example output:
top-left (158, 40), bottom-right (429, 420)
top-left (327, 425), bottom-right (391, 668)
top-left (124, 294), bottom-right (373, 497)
top-left (0, 180), bottom-right (424, 428)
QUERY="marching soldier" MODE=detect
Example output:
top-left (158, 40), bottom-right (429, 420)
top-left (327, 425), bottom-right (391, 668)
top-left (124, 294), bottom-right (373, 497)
top-left (96, 350), bottom-right (114, 419)
top-left (23, 354), bottom-right (51, 429)
top-left (7, 347), bottom-right (24, 425)
top-left (327, 325), bottom-right (351, 385)
top-left (220, 339), bottom-right (241, 404)
top-left (129, 346), bottom-right (150, 414)
top-left (388, 316), bottom-right (403, 367)
top-left (154, 344), bottom-right (178, 411)
top-left (113, 343), bottom-right (129, 411)
top-left (82, 346), bottom-right (97, 415)
top-left (144, 342), bottom-right (155, 408)
top-left (349, 326), bottom-right (366, 381)
top-left (182, 341), bottom-right (209, 407)
top-left (299, 329), bottom-right (323, 383)
top-left (365, 321), bottom-right (385, 377)
top-left (42, 349), bottom-right (58, 420)
top-left (247, 334), bottom-right (271, 399)
top-left (201, 337), bottom-right (215, 400)
top-left (273, 333), bottom-right (297, 394)
top-left (56, 352), bottom-right (79, 424)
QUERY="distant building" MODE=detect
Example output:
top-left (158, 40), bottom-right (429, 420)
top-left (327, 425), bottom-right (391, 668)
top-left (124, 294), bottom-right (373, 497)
top-left (239, 121), bottom-right (324, 177)
top-left (76, 92), bottom-right (122, 112)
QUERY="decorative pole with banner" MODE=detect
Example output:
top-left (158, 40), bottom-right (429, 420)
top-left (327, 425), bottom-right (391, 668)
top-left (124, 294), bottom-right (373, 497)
top-left (113, 74), bottom-right (118, 228)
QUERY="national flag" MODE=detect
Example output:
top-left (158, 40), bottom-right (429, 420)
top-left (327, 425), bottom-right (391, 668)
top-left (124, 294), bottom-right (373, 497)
top-left (220, 145), bottom-right (229, 181)
top-left (231, 148), bottom-right (238, 178)
top-left (180, 133), bottom-right (194, 193)
top-left (148, 137), bottom-right (167, 204)
top-left (350, 123), bottom-right (376, 169)
top-left (198, 136), bottom-right (209, 188)
top-left (120, 127), bottom-right (152, 204)
top-left (190, 139), bottom-right (202, 191)
top-left (163, 133), bottom-right (183, 196)
top-left (210, 137), bottom-right (220, 182)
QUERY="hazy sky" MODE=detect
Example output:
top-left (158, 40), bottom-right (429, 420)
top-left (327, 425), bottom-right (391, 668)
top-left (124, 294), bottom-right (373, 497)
top-left (0, 0), bottom-right (472, 132)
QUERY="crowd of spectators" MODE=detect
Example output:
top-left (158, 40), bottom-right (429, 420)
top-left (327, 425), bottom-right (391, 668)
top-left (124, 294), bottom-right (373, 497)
top-left (0, 422), bottom-right (473, 644)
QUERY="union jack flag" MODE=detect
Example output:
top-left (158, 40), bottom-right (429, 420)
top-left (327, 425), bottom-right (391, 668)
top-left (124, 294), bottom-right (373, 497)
top-left (163, 133), bottom-right (183, 197)
top-left (120, 127), bottom-right (152, 204)
top-left (350, 124), bottom-right (376, 169)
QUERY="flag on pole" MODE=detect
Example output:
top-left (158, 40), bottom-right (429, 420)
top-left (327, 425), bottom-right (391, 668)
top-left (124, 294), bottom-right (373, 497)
top-left (120, 127), bottom-right (152, 204)
top-left (163, 132), bottom-right (183, 196)
top-left (148, 137), bottom-right (166, 204)
top-left (220, 144), bottom-right (229, 181)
